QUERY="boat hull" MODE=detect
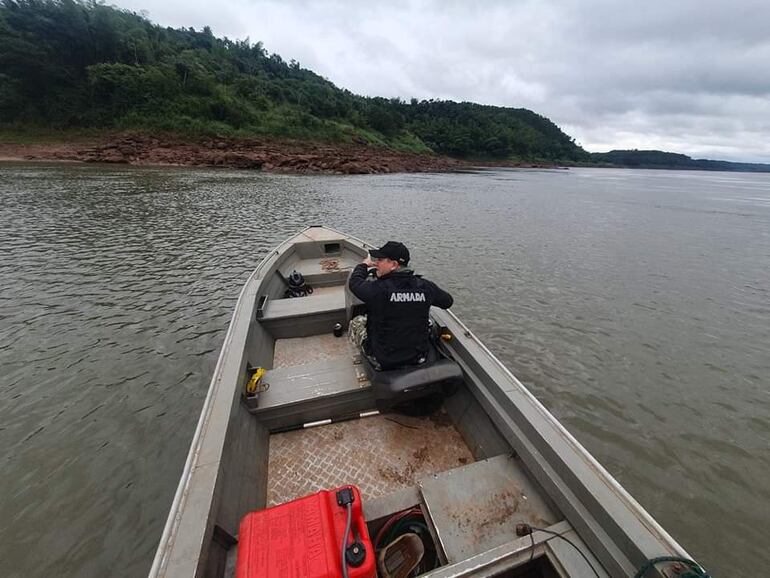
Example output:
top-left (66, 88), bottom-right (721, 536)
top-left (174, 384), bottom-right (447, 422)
top-left (149, 226), bottom-right (696, 578)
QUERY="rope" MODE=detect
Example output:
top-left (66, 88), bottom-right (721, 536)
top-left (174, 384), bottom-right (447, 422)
top-left (634, 556), bottom-right (710, 578)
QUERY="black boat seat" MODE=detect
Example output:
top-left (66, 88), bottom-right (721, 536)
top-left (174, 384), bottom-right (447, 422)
top-left (361, 342), bottom-right (463, 413)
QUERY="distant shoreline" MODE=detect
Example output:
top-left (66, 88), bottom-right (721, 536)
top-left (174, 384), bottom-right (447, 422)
top-left (0, 132), bottom-right (458, 175)
top-left (4, 136), bottom-right (767, 174)
top-left (10, 133), bottom-right (765, 175)
top-left (0, 132), bottom-right (571, 174)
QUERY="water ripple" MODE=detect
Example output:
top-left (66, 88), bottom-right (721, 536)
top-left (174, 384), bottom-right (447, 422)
top-left (1, 164), bottom-right (769, 577)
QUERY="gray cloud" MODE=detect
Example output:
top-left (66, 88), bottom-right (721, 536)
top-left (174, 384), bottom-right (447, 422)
top-left (115, 0), bottom-right (770, 162)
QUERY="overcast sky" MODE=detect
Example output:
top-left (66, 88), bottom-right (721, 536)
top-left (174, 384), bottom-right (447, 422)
top-left (114, 0), bottom-right (770, 163)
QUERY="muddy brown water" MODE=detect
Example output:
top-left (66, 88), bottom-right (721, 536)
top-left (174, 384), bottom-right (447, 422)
top-left (1, 163), bottom-right (768, 577)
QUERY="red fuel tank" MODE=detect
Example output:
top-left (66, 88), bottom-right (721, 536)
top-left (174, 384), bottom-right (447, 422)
top-left (236, 485), bottom-right (376, 578)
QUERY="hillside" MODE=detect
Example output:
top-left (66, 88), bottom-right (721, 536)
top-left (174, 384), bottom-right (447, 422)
top-left (0, 0), bottom-right (588, 168)
top-left (591, 150), bottom-right (770, 172)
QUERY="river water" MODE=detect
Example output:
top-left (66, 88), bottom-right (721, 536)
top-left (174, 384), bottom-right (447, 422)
top-left (1, 163), bottom-right (768, 577)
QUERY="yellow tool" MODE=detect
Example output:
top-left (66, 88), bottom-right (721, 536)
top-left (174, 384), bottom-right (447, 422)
top-left (245, 366), bottom-right (267, 395)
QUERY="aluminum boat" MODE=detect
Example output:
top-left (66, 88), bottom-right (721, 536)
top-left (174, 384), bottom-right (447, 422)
top-left (149, 226), bottom-right (703, 578)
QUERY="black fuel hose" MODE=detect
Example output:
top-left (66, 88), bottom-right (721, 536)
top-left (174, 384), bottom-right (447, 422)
top-left (341, 502), bottom-right (352, 578)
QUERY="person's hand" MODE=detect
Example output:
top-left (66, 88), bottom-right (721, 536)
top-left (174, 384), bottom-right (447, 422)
top-left (363, 255), bottom-right (375, 267)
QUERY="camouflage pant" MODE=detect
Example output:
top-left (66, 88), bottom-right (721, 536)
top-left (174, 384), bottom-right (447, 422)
top-left (348, 314), bottom-right (368, 348)
top-left (349, 314), bottom-right (382, 370)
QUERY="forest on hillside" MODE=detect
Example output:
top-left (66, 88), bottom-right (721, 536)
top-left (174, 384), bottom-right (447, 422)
top-left (592, 150), bottom-right (770, 172)
top-left (0, 0), bottom-right (588, 162)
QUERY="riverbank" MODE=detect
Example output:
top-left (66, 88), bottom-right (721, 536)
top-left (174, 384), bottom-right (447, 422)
top-left (0, 132), bottom-right (571, 174)
top-left (0, 132), bottom-right (472, 174)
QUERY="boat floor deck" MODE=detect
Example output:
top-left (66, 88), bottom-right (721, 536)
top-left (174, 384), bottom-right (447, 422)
top-left (266, 411), bottom-right (475, 506)
top-left (273, 328), bottom-right (356, 369)
top-left (250, 298), bottom-right (567, 575)
top-left (267, 328), bottom-right (475, 505)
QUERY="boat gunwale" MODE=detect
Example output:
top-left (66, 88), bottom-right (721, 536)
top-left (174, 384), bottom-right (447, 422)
top-left (441, 307), bottom-right (689, 554)
top-left (148, 227), bottom-right (320, 576)
top-left (150, 225), bottom-right (374, 577)
top-left (431, 307), bottom-right (692, 576)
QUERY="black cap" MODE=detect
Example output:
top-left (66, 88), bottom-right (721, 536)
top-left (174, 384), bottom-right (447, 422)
top-left (369, 241), bottom-right (410, 265)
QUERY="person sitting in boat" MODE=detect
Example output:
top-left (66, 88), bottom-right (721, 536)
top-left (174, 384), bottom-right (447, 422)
top-left (348, 241), bottom-right (453, 370)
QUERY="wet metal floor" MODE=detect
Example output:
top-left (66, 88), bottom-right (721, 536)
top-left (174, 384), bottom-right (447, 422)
top-left (266, 411), bottom-right (475, 506)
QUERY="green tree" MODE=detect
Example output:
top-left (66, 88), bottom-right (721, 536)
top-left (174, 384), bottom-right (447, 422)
top-left (0, 0), bottom-right (588, 161)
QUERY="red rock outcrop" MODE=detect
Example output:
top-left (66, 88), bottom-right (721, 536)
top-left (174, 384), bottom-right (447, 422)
top-left (0, 133), bottom-right (466, 174)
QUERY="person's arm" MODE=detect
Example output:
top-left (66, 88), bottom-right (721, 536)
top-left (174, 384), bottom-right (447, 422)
top-left (429, 281), bottom-right (453, 309)
top-left (348, 263), bottom-right (378, 303)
